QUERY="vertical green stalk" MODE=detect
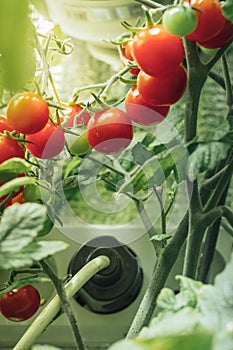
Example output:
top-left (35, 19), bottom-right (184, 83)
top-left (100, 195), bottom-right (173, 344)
top-left (127, 212), bottom-right (189, 338)
top-left (182, 39), bottom-right (208, 278)
top-left (40, 259), bottom-right (86, 350)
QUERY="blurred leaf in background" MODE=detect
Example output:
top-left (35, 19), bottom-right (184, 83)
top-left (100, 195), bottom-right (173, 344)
top-left (0, 0), bottom-right (36, 95)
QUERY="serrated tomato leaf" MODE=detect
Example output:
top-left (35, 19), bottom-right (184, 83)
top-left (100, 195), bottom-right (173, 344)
top-left (131, 143), bottom-right (154, 166)
top-left (188, 141), bottom-right (230, 180)
top-left (0, 203), bottom-right (46, 248)
top-left (0, 241), bottom-right (68, 270)
top-left (222, 0), bottom-right (233, 23)
top-left (0, 158), bottom-right (33, 183)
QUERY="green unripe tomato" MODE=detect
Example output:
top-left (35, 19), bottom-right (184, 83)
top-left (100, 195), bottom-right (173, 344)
top-left (23, 184), bottom-right (42, 203)
top-left (199, 46), bottom-right (219, 56)
top-left (162, 5), bottom-right (198, 37)
top-left (69, 132), bottom-right (91, 156)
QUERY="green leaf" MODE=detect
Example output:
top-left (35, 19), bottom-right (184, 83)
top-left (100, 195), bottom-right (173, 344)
top-left (137, 332), bottom-right (213, 350)
top-left (198, 252), bottom-right (233, 331)
top-left (150, 233), bottom-right (172, 242)
top-left (0, 241), bottom-right (68, 270)
top-left (0, 277), bottom-right (50, 296)
top-left (0, 176), bottom-right (36, 197)
top-left (188, 141), bottom-right (231, 180)
top-left (63, 157), bottom-right (82, 178)
top-left (0, 158), bottom-right (32, 183)
top-left (109, 340), bottom-right (145, 350)
top-left (212, 120), bottom-right (230, 141)
top-left (0, 203), bottom-right (46, 247)
top-left (222, 0), bottom-right (233, 23)
top-left (131, 143), bottom-right (154, 166)
top-left (0, 0), bottom-right (36, 93)
top-left (140, 308), bottom-right (202, 340)
top-left (156, 276), bottom-right (203, 316)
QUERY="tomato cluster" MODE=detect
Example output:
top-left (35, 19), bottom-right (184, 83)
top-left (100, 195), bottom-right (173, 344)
top-left (6, 92), bottom-right (66, 160)
top-left (162, 0), bottom-right (233, 49)
top-left (0, 285), bottom-right (40, 322)
top-left (123, 24), bottom-right (187, 126)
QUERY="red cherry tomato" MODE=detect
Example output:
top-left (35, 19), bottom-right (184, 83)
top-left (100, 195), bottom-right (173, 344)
top-left (131, 24), bottom-right (184, 78)
top-left (137, 65), bottom-right (187, 106)
top-left (125, 86), bottom-right (170, 126)
top-left (87, 108), bottom-right (133, 154)
top-left (9, 191), bottom-right (24, 205)
top-left (197, 19), bottom-right (233, 49)
top-left (0, 285), bottom-right (40, 322)
top-left (185, 0), bottom-right (225, 42)
top-left (0, 136), bottom-right (24, 164)
top-left (122, 40), bottom-right (140, 76)
top-left (0, 116), bottom-right (14, 133)
top-left (7, 92), bottom-right (50, 134)
top-left (63, 104), bottom-right (91, 127)
top-left (26, 122), bottom-right (65, 159)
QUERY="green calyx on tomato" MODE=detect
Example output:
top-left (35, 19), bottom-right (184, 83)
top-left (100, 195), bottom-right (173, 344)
top-left (162, 4), bottom-right (198, 37)
top-left (0, 284), bottom-right (40, 322)
top-left (63, 104), bottom-right (91, 128)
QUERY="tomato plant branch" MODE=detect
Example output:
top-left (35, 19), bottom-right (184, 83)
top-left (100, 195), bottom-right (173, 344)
top-left (206, 38), bottom-right (233, 71)
top-left (201, 165), bottom-right (229, 191)
top-left (183, 39), bottom-right (207, 142)
top-left (127, 211), bottom-right (189, 338)
top-left (36, 36), bottom-right (50, 94)
top-left (197, 186), bottom-right (229, 282)
top-left (208, 70), bottom-right (226, 90)
top-left (40, 259), bottom-right (86, 350)
top-left (133, 0), bottom-right (166, 9)
top-left (182, 39), bottom-right (211, 278)
top-left (204, 151), bottom-right (233, 212)
top-left (136, 198), bottom-right (162, 254)
top-left (221, 54), bottom-right (233, 123)
top-left (36, 35), bottom-right (62, 106)
top-left (13, 256), bottom-right (110, 350)
top-left (72, 65), bottom-right (131, 104)
top-left (183, 181), bottom-right (205, 278)
top-left (153, 186), bottom-right (166, 235)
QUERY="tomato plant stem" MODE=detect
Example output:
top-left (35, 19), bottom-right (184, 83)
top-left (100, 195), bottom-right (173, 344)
top-left (183, 181), bottom-right (205, 278)
top-left (134, 0), bottom-right (166, 9)
top-left (197, 186), bottom-right (229, 282)
top-left (182, 39), bottom-right (209, 278)
top-left (13, 256), bottom-right (110, 350)
top-left (40, 259), bottom-right (86, 350)
top-left (136, 198), bottom-right (162, 254)
top-left (127, 212), bottom-right (189, 338)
